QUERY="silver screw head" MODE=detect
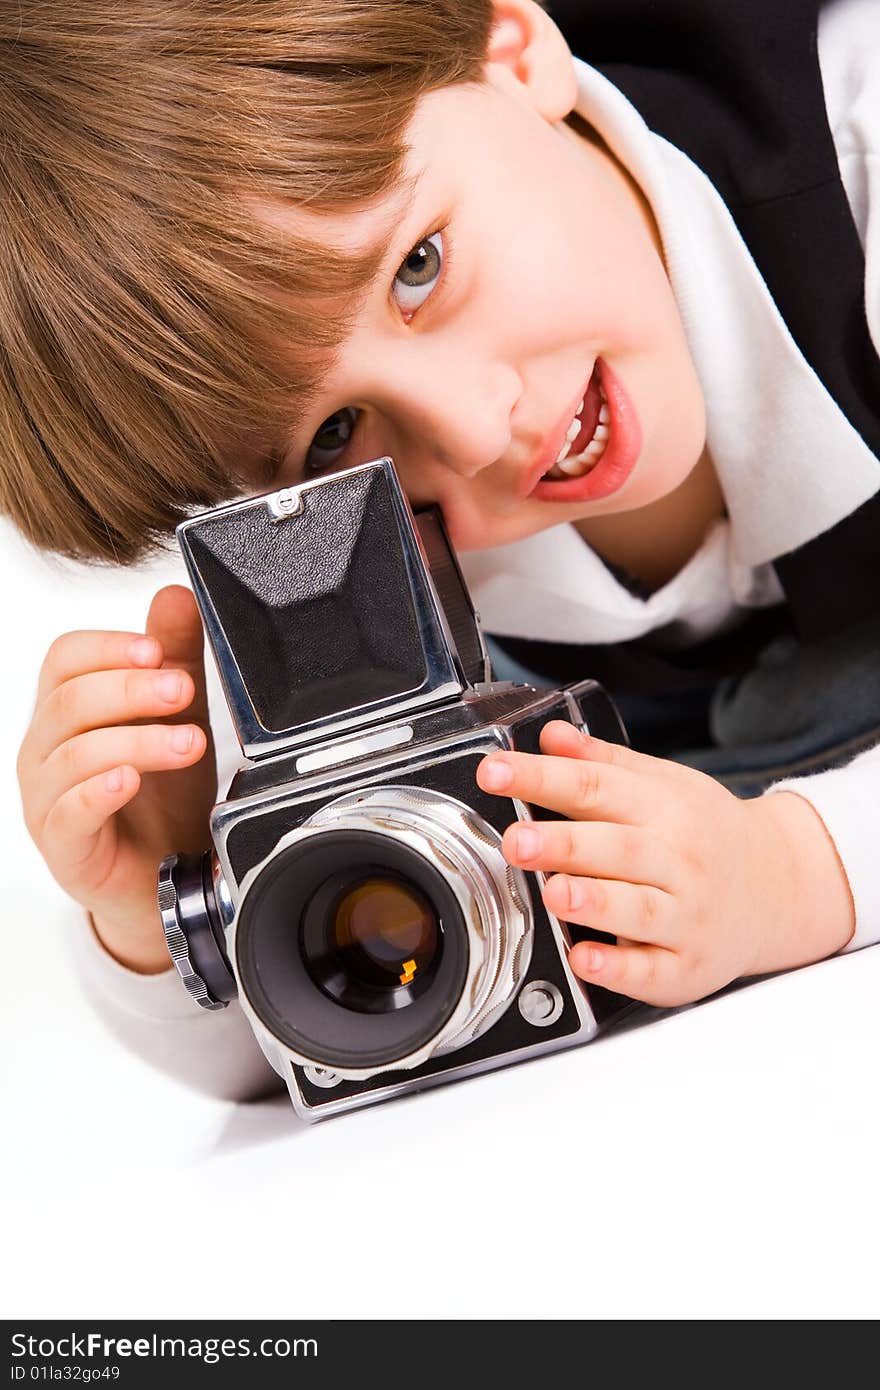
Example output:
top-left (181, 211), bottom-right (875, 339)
top-left (303, 1064), bottom-right (342, 1089)
top-left (518, 980), bottom-right (564, 1027)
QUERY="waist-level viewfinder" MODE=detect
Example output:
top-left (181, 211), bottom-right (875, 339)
top-left (177, 460), bottom-right (488, 759)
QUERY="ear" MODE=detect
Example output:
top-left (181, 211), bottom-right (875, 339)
top-left (484, 0), bottom-right (578, 121)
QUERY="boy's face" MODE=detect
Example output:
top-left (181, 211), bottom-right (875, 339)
top-left (253, 56), bottom-right (706, 553)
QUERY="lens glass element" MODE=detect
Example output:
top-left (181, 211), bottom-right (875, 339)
top-left (302, 870), bottom-right (442, 1014)
top-left (335, 878), bottom-right (437, 982)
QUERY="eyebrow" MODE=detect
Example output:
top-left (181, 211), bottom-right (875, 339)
top-left (347, 166), bottom-right (427, 283)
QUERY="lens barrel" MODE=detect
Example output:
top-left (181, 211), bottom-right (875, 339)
top-left (234, 787), bottom-right (533, 1078)
top-left (236, 829), bottom-right (469, 1069)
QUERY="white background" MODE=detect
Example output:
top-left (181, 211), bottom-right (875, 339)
top-left (2, 515), bottom-right (879, 1322)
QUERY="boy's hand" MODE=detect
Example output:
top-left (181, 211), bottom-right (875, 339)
top-left (17, 585), bottom-right (216, 974)
top-left (476, 720), bottom-right (855, 1007)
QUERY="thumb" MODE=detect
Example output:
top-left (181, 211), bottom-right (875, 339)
top-left (145, 584), bottom-right (210, 725)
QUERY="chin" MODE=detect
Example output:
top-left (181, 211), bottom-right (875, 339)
top-left (607, 446), bottom-right (705, 514)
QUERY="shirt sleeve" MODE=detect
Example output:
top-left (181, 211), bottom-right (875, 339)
top-left (69, 904), bottom-right (283, 1102)
top-left (766, 740), bottom-right (880, 954)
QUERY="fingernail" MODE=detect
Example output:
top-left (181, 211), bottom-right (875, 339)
top-left (566, 877), bottom-right (585, 910)
top-left (157, 673), bottom-right (183, 703)
top-left (584, 947), bottom-right (604, 972)
top-left (130, 638), bottom-right (158, 666)
top-left (513, 825), bottom-right (541, 859)
top-left (479, 757), bottom-right (513, 791)
top-left (170, 725), bottom-right (194, 753)
top-left (105, 768), bottom-right (123, 793)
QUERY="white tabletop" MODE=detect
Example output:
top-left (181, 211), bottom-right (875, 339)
top-left (3, 519), bottom-right (879, 1322)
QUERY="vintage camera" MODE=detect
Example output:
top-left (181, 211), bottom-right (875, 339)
top-left (158, 458), bottom-right (638, 1120)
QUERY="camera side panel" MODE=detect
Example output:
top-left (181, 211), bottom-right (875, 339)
top-left (508, 703), bottom-right (638, 1029)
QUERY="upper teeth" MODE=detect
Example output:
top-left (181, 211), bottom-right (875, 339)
top-left (555, 402), bottom-right (585, 462)
top-left (548, 380), bottom-right (610, 479)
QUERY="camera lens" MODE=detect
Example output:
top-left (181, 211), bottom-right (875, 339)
top-left (235, 829), bottom-right (469, 1070)
top-left (301, 871), bottom-right (441, 1012)
top-left (234, 788), bottom-right (533, 1077)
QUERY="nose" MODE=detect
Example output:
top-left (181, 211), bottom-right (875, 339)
top-left (382, 347), bottom-right (522, 479)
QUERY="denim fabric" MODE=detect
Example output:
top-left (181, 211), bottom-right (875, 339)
top-left (485, 617), bottom-right (880, 799)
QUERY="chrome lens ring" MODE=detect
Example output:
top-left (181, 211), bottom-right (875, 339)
top-left (234, 786), bottom-right (533, 1080)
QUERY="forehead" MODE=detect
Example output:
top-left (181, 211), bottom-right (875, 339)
top-left (247, 78), bottom-right (508, 262)
top-left (237, 83), bottom-right (508, 428)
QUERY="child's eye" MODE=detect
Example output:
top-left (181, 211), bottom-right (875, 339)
top-left (391, 231), bottom-right (444, 316)
top-left (304, 406), bottom-right (360, 472)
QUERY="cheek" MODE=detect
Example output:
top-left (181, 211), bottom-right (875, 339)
top-left (438, 512), bottom-right (487, 552)
top-left (536, 145), bottom-right (686, 369)
top-left (403, 475), bottom-right (486, 552)
top-left (624, 346), bottom-right (707, 506)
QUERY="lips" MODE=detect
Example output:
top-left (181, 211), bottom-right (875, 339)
top-left (528, 358), bottom-right (642, 505)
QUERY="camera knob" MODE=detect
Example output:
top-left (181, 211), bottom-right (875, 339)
top-left (158, 852), bottom-right (237, 1011)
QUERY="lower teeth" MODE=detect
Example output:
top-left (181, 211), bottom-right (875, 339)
top-left (549, 448), bottom-right (604, 480)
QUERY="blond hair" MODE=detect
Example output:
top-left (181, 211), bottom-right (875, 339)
top-left (0, 0), bottom-right (497, 563)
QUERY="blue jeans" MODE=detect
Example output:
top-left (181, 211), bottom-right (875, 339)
top-left (485, 616), bottom-right (880, 798)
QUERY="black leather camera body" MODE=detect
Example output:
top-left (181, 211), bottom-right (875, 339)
top-left (159, 458), bottom-right (636, 1120)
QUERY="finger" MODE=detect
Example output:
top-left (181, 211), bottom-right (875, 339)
top-left (501, 818), bottom-right (678, 892)
top-left (567, 938), bottom-right (684, 1008)
top-left (27, 667), bottom-right (196, 766)
top-left (36, 630), bottom-right (163, 705)
top-left (477, 746), bottom-right (656, 825)
top-left (146, 586), bottom-right (210, 726)
top-left (40, 765), bottom-right (141, 880)
top-left (30, 722), bottom-right (206, 835)
top-left (541, 872), bottom-right (678, 949)
top-left (145, 585), bottom-right (202, 664)
top-left (538, 720), bottom-right (695, 785)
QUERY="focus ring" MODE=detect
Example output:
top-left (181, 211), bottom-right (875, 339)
top-left (158, 854), bottom-right (229, 1012)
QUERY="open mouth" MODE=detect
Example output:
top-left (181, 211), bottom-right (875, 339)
top-left (541, 362), bottom-right (608, 482)
top-left (530, 358), bottom-right (642, 505)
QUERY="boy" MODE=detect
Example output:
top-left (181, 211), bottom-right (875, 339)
top-left (7, 0), bottom-right (879, 1099)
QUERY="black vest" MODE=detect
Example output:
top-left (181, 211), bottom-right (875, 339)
top-left (506, 0), bottom-right (880, 676)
